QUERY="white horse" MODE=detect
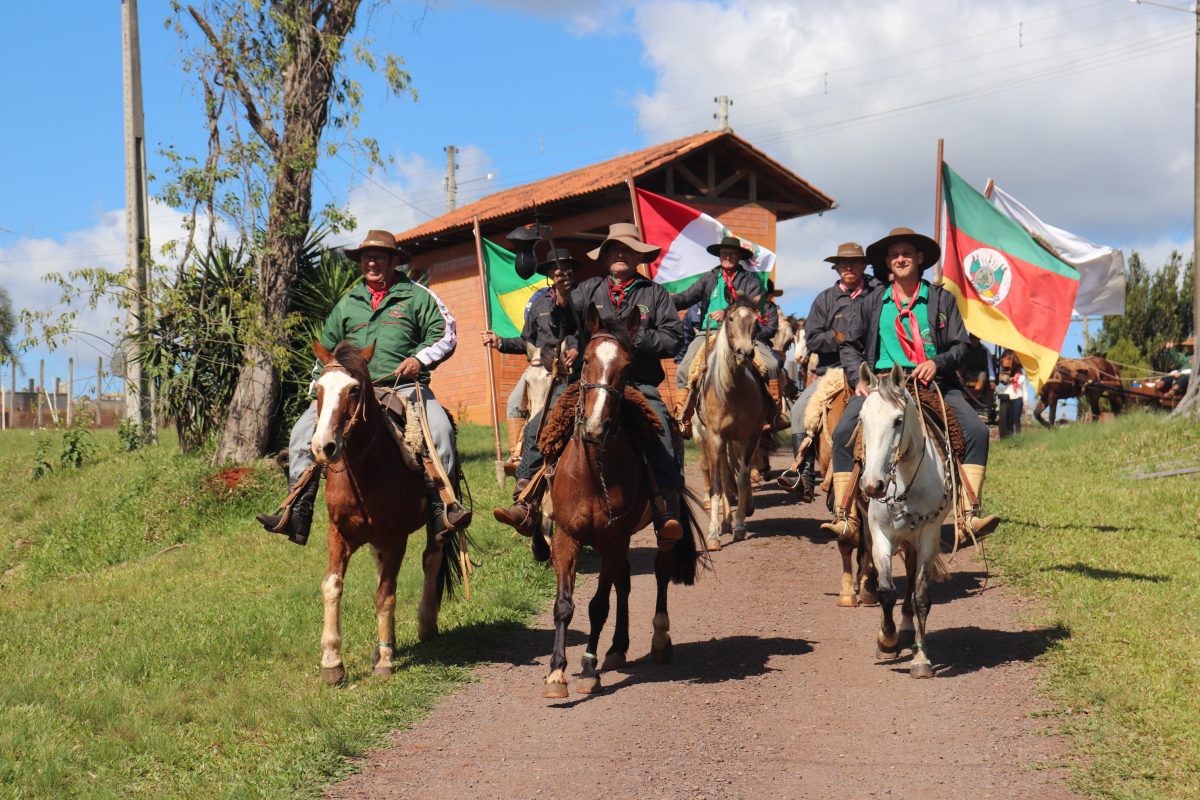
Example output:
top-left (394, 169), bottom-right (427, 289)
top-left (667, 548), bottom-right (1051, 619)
top-left (858, 363), bottom-right (952, 679)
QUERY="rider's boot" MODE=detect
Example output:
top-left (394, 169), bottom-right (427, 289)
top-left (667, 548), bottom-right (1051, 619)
top-left (493, 478), bottom-right (541, 538)
top-left (652, 490), bottom-right (685, 548)
top-left (424, 474), bottom-right (472, 536)
top-left (791, 432), bottom-right (804, 456)
top-left (765, 379), bottom-right (791, 431)
top-left (505, 418), bottom-right (525, 463)
top-left (675, 385), bottom-right (698, 440)
top-left (255, 469), bottom-right (320, 546)
top-left (819, 471), bottom-right (861, 543)
top-left (960, 464), bottom-right (1000, 539)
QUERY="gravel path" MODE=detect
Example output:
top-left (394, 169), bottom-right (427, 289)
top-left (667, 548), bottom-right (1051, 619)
top-left (329, 455), bottom-right (1078, 800)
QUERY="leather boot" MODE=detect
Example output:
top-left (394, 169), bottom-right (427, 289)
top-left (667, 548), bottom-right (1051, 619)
top-left (960, 464), bottom-right (1000, 538)
top-left (493, 477), bottom-right (541, 537)
top-left (676, 386), bottom-right (697, 440)
top-left (256, 471), bottom-right (319, 546)
top-left (653, 490), bottom-right (684, 547)
top-left (819, 471), bottom-right (861, 543)
top-left (765, 379), bottom-right (790, 431)
top-left (791, 432), bottom-right (804, 456)
top-left (506, 418), bottom-right (525, 462)
top-left (424, 473), bottom-right (471, 536)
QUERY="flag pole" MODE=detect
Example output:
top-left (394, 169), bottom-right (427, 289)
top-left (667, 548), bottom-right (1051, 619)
top-left (932, 137), bottom-right (945, 284)
top-left (627, 173), bottom-right (650, 278)
top-left (472, 217), bottom-right (506, 487)
top-left (983, 178), bottom-right (995, 199)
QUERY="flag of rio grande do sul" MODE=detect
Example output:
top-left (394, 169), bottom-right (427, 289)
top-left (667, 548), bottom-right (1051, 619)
top-left (939, 163), bottom-right (1079, 390)
top-left (636, 188), bottom-right (774, 293)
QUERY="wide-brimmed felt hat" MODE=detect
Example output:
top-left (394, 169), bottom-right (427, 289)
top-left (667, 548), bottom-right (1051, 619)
top-left (706, 235), bottom-right (755, 262)
top-left (766, 279), bottom-right (783, 298)
top-left (344, 229), bottom-right (411, 263)
top-left (865, 227), bottom-right (940, 279)
top-left (535, 248), bottom-right (582, 276)
top-left (587, 222), bottom-right (661, 262)
top-left (824, 241), bottom-right (868, 267)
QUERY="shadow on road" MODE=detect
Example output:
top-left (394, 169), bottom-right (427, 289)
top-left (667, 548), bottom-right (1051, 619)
top-left (922, 623), bottom-right (1070, 678)
top-left (1043, 562), bottom-right (1169, 583)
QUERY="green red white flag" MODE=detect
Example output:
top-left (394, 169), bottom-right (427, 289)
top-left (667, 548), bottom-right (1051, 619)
top-left (939, 162), bottom-right (1080, 390)
top-left (636, 188), bottom-right (774, 293)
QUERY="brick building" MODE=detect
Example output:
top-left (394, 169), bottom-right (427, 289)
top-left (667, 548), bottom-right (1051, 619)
top-left (392, 130), bottom-right (835, 425)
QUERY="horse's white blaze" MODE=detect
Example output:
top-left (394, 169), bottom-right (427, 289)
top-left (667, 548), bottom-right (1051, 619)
top-left (320, 572), bottom-right (344, 669)
top-left (312, 371), bottom-right (357, 462)
top-left (584, 340), bottom-right (618, 437)
top-left (859, 394), bottom-right (905, 495)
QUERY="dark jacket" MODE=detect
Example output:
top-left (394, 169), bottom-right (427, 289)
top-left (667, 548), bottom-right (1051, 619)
top-left (839, 280), bottom-right (970, 390)
top-left (675, 303), bottom-right (704, 364)
top-left (805, 277), bottom-right (876, 376)
top-left (670, 265), bottom-right (778, 345)
top-left (569, 275), bottom-right (683, 386)
top-left (497, 286), bottom-right (577, 355)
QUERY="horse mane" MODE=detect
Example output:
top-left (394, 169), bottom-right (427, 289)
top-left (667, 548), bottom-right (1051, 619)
top-left (703, 295), bottom-right (762, 407)
top-left (590, 310), bottom-right (636, 354)
top-left (330, 340), bottom-right (371, 384)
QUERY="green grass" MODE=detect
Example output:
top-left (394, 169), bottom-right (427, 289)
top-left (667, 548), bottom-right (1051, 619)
top-left (987, 411), bottom-right (1200, 799)
top-left (0, 424), bottom-right (553, 798)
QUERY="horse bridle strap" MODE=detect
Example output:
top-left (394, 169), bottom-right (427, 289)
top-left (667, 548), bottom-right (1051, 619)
top-left (321, 363), bottom-right (368, 438)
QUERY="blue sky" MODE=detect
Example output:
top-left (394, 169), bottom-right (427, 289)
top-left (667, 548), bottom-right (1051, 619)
top-left (2, 0), bottom-right (1194, 416)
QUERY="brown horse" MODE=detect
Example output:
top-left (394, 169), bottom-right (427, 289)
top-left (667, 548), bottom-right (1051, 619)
top-left (311, 340), bottom-right (463, 685)
top-left (1034, 355), bottom-right (1124, 427)
top-left (542, 304), bottom-right (702, 699)
top-left (694, 295), bottom-right (770, 550)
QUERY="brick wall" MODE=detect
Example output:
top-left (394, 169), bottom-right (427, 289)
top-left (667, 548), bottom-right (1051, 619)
top-left (426, 201), bottom-right (777, 425)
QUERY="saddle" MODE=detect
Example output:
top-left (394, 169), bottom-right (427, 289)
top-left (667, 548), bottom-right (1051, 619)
top-left (686, 334), bottom-right (772, 387)
top-left (803, 368), bottom-right (848, 434)
top-left (537, 382), bottom-right (664, 463)
top-left (851, 387), bottom-right (966, 462)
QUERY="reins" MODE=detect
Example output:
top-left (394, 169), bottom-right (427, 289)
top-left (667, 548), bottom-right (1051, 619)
top-left (571, 332), bottom-right (639, 527)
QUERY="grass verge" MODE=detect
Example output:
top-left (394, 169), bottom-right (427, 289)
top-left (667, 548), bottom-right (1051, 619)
top-left (986, 411), bottom-right (1200, 799)
top-left (0, 424), bottom-right (553, 798)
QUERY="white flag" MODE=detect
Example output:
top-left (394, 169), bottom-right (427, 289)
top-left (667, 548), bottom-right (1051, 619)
top-left (990, 184), bottom-right (1125, 316)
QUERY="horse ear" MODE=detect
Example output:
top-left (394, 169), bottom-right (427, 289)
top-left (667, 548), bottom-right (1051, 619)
top-left (890, 363), bottom-right (905, 386)
top-left (314, 339), bottom-right (332, 365)
top-left (586, 303), bottom-right (602, 335)
top-left (859, 363), bottom-right (875, 389)
top-left (749, 292), bottom-right (764, 308)
top-left (361, 342), bottom-right (376, 364)
top-left (623, 304), bottom-right (641, 338)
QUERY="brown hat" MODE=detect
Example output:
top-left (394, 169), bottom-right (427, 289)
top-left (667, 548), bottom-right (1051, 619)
top-left (344, 229), bottom-right (411, 263)
top-left (865, 227), bottom-right (940, 278)
top-left (706, 235), bottom-right (755, 262)
top-left (824, 242), bottom-right (868, 267)
top-left (587, 222), bottom-right (661, 262)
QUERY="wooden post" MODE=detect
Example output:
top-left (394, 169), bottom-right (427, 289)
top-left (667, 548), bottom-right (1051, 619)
top-left (473, 217), bottom-right (507, 488)
top-left (932, 138), bottom-right (945, 285)
top-left (97, 358), bottom-right (104, 424)
top-left (9, 362), bottom-right (15, 429)
top-left (983, 178), bottom-right (995, 199)
top-left (627, 174), bottom-right (651, 278)
top-left (67, 358), bottom-right (74, 427)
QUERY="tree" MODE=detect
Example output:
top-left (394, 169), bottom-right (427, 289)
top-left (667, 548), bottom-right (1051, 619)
top-left (167, 1), bottom-right (414, 463)
top-left (0, 286), bottom-right (15, 367)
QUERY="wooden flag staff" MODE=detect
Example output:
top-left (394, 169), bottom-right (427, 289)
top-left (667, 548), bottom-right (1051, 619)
top-left (932, 137), bottom-right (945, 285)
top-left (472, 217), bottom-right (507, 488)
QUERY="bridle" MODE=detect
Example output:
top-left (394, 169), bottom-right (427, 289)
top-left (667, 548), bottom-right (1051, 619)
top-left (571, 331), bottom-right (638, 527)
top-left (316, 362), bottom-right (376, 471)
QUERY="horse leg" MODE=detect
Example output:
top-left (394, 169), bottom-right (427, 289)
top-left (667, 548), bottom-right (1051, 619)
top-left (909, 529), bottom-right (938, 679)
top-left (651, 547), bottom-right (675, 664)
top-left (837, 541), bottom-right (859, 607)
top-left (545, 533), bottom-right (581, 699)
top-left (872, 523), bottom-right (901, 659)
top-left (705, 435), bottom-right (724, 550)
top-left (320, 534), bottom-right (352, 685)
top-left (371, 544), bottom-right (404, 677)
top-left (603, 555), bottom-right (632, 671)
top-left (857, 503), bottom-right (879, 606)
top-left (579, 545), bottom-right (625, 694)
top-left (897, 543), bottom-right (917, 652)
top-left (1034, 393), bottom-right (1051, 428)
top-left (733, 445), bottom-right (752, 542)
top-left (417, 522), bottom-right (447, 642)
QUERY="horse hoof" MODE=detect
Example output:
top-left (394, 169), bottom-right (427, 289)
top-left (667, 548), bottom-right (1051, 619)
top-left (372, 664), bottom-right (393, 678)
top-left (910, 662), bottom-right (935, 679)
top-left (321, 665), bottom-right (346, 686)
top-left (542, 682), bottom-right (569, 699)
top-left (705, 537), bottom-right (723, 552)
top-left (652, 641), bottom-right (674, 665)
top-left (837, 593), bottom-right (860, 608)
top-left (575, 676), bottom-right (602, 694)
top-left (417, 620), bottom-right (438, 642)
top-left (858, 591), bottom-right (879, 607)
top-left (601, 652), bottom-right (627, 671)
top-left (876, 646), bottom-right (900, 661)
top-left (732, 526), bottom-right (747, 542)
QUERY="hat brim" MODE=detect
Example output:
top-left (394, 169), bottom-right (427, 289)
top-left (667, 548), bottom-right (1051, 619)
top-left (706, 243), bottom-right (755, 261)
top-left (344, 243), bottom-right (411, 263)
top-left (865, 233), bottom-right (940, 279)
top-left (535, 257), bottom-right (582, 276)
top-left (587, 236), bottom-right (661, 262)
top-left (825, 256), bottom-right (868, 267)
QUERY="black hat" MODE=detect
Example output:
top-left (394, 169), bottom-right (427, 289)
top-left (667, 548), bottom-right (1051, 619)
top-left (535, 248), bottom-right (581, 276)
top-left (706, 235), bottom-right (754, 262)
top-left (865, 227), bottom-right (941, 281)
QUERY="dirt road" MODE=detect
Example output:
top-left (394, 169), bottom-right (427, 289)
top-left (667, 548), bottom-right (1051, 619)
top-left (330, 458), bottom-right (1077, 800)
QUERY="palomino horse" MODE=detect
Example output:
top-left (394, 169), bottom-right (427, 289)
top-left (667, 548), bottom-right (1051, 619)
top-left (542, 304), bottom-right (702, 699)
top-left (1034, 355), bottom-right (1124, 427)
top-left (694, 295), bottom-right (769, 550)
top-left (859, 364), bottom-right (952, 679)
top-left (311, 340), bottom-right (464, 685)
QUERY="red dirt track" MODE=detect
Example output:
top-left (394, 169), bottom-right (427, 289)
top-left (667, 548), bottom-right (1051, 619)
top-left (329, 455), bottom-right (1078, 800)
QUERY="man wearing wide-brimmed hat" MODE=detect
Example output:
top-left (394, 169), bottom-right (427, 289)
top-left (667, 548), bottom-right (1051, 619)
top-left (671, 234), bottom-right (784, 434)
top-left (256, 229), bottom-right (467, 546)
top-left (779, 242), bottom-right (876, 498)
top-left (821, 227), bottom-right (999, 544)
top-left (482, 248), bottom-right (580, 468)
top-left (493, 223), bottom-right (688, 544)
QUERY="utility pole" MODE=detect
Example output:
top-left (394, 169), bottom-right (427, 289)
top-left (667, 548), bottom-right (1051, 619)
top-left (443, 145), bottom-right (458, 212)
top-left (67, 358), bottom-right (74, 428)
top-left (714, 95), bottom-right (733, 131)
top-left (122, 0), bottom-right (152, 430)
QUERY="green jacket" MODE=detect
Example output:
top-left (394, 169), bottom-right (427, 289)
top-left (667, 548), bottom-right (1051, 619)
top-left (315, 276), bottom-right (458, 386)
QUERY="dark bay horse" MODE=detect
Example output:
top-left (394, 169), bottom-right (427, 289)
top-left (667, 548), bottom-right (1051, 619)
top-left (311, 340), bottom-right (463, 685)
top-left (543, 304), bottom-right (703, 699)
top-left (1034, 355), bottom-right (1124, 427)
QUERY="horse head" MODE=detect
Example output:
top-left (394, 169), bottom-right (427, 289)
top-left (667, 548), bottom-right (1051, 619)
top-left (858, 363), bottom-right (921, 500)
top-left (578, 303), bottom-right (637, 443)
top-left (720, 294), bottom-right (762, 367)
top-left (311, 339), bottom-right (376, 465)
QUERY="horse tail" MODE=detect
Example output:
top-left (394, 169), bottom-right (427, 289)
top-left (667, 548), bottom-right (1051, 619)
top-left (434, 471), bottom-right (473, 600)
top-left (671, 487), bottom-right (712, 585)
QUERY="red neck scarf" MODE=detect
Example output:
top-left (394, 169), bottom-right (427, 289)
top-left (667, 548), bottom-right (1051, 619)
top-left (839, 280), bottom-right (864, 298)
top-left (367, 278), bottom-right (396, 311)
top-left (607, 276), bottom-right (636, 309)
top-left (720, 268), bottom-right (739, 302)
top-left (891, 282), bottom-right (927, 364)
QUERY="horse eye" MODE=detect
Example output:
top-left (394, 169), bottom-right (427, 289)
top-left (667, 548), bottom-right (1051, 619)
top-left (348, 385), bottom-right (361, 395)
top-left (893, 418), bottom-right (902, 428)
